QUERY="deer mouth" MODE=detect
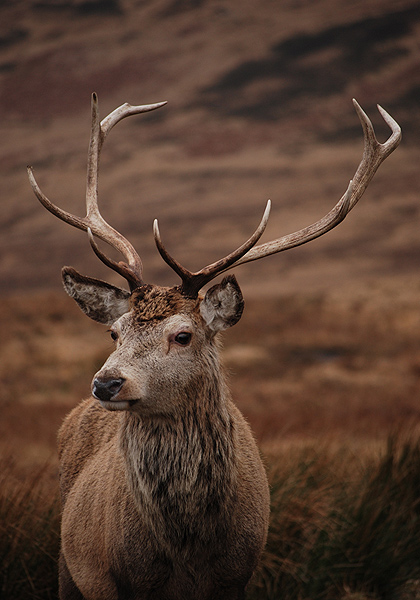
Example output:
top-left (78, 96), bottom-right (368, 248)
top-left (92, 377), bottom-right (141, 411)
top-left (98, 398), bottom-right (139, 412)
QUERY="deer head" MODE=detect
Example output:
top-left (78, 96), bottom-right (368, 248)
top-left (27, 93), bottom-right (401, 415)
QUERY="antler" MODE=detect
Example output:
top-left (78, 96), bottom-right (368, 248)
top-left (29, 97), bottom-right (400, 298)
top-left (154, 100), bottom-right (401, 296)
top-left (154, 200), bottom-right (271, 298)
top-left (27, 92), bottom-right (167, 291)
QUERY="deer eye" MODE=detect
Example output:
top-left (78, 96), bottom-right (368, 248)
top-left (174, 332), bottom-right (192, 346)
top-left (109, 330), bottom-right (118, 342)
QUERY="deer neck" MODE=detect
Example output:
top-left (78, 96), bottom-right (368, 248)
top-left (119, 373), bottom-right (237, 549)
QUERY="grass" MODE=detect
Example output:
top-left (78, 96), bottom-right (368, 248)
top-left (2, 432), bottom-right (420, 599)
top-left (0, 458), bottom-right (60, 600)
top-left (249, 431), bottom-right (420, 600)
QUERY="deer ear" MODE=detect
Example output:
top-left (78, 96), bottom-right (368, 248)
top-left (200, 275), bottom-right (244, 333)
top-left (62, 267), bottom-right (131, 325)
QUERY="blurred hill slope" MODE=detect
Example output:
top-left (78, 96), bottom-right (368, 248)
top-left (0, 0), bottom-right (419, 296)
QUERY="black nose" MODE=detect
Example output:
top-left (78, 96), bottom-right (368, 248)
top-left (92, 377), bottom-right (125, 402)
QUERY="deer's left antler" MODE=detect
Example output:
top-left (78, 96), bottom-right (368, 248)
top-left (154, 100), bottom-right (401, 297)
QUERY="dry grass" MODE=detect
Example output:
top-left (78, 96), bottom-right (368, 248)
top-left (249, 430), bottom-right (420, 600)
top-left (227, 284), bottom-right (420, 444)
top-left (0, 457), bottom-right (59, 599)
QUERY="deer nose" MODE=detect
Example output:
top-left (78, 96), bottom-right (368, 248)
top-left (92, 377), bottom-right (125, 402)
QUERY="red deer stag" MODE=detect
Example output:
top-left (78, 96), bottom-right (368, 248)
top-left (28, 94), bottom-right (400, 600)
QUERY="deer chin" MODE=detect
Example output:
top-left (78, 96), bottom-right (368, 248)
top-left (98, 398), bottom-right (139, 412)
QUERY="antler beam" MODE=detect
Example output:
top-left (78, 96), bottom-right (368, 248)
top-left (27, 92), bottom-right (167, 291)
top-left (221, 100), bottom-right (401, 269)
top-left (153, 100), bottom-right (400, 295)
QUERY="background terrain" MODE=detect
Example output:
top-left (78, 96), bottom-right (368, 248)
top-left (0, 0), bottom-right (420, 462)
top-left (2, 1), bottom-right (420, 597)
top-left (1, 0), bottom-right (420, 469)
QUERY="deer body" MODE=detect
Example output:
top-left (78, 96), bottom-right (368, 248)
top-left (28, 94), bottom-right (400, 599)
top-left (59, 399), bottom-right (268, 600)
top-left (57, 281), bottom-right (269, 599)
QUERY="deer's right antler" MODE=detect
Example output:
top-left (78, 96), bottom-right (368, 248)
top-left (27, 92), bottom-right (167, 291)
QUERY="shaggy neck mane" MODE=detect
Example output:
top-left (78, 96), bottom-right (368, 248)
top-left (119, 373), bottom-right (238, 552)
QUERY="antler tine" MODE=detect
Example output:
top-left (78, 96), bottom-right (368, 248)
top-left (154, 200), bottom-right (271, 298)
top-left (216, 100), bottom-right (401, 271)
top-left (28, 93), bottom-right (167, 291)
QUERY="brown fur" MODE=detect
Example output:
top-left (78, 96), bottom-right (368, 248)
top-left (58, 274), bottom-right (270, 600)
top-left (130, 285), bottom-right (199, 322)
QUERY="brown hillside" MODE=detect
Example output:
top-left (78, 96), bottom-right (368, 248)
top-left (1, 0), bottom-right (420, 472)
top-left (0, 0), bottom-right (419, 297)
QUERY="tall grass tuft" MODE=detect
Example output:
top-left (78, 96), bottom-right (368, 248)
top-left (249, 431), bottom-right (420, 600)
top-left (0, 458), bottom-right (60, 600)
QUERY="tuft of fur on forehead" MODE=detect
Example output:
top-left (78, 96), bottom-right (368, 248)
top-left (130, 285), bottom-right (200, 322)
